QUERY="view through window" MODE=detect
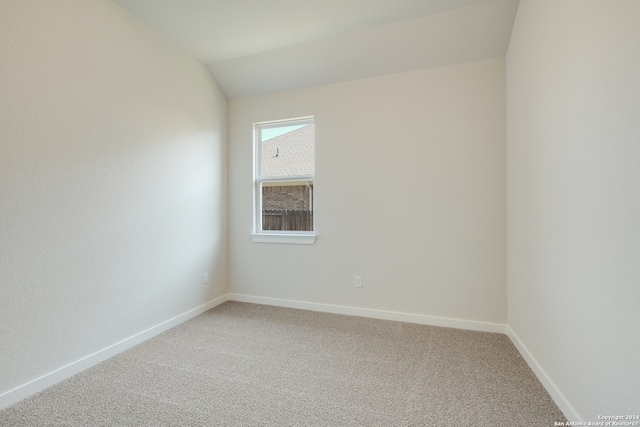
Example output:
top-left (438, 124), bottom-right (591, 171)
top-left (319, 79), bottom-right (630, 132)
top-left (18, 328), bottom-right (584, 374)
top-left (255, 117), bottom-right (314, 232)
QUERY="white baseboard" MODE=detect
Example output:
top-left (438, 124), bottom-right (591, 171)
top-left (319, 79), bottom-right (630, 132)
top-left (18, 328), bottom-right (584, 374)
top-left (1, 292), bottom-right (579, 423)
top-left (228, 293), bottom-right (507, 334)
top-left (232, 294), bottom-right (580, 420)
top-left (0, 294), bottom-right (229, 410)
top-left (506, 326), bottom-right (581, 422)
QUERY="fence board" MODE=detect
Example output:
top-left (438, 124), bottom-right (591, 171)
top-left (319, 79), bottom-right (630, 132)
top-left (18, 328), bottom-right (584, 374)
top-left (263, 210), bottom-right (313, 231)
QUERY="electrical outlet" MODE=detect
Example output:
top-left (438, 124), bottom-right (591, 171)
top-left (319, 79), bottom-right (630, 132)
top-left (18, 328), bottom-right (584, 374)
top-left (203, 273), bottom-right (209, 284)
top-left (354, 276), bottom-right (362, 288)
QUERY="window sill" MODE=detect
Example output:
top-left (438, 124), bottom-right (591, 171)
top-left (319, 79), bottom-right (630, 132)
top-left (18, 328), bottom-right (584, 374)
top-left (251, 233), bottom-right (317, 245)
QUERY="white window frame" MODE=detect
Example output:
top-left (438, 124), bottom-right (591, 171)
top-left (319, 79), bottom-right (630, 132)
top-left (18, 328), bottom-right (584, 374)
top-left (251, 116), bottom-right (317, 245)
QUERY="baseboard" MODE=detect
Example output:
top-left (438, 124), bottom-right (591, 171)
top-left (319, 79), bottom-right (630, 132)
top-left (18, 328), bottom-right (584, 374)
top-left (228, 293), bottom-right (507, 334)
top-left (506, 326), bottom-right (581, 422)
top-left (2, 293), bottom-right (579, 421)
top-left (0, 294), bottom-right (229, 410)
top-left (230, 294), bottom-right (580, 419)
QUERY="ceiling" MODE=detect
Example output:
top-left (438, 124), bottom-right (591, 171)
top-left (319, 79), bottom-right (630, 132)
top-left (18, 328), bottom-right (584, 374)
top-left (113, 0), bottom-right (520, 99)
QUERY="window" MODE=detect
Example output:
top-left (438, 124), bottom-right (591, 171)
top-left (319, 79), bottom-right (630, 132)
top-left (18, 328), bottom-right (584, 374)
top-left (252, 117), bottom-right (316, 244)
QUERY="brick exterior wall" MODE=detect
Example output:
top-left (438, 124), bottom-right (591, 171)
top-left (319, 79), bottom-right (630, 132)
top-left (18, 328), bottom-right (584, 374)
top-left (262, 185), bottom-right (312, 210)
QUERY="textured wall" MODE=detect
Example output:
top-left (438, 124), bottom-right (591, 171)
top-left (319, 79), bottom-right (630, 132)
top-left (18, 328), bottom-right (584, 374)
top-left (262, 186), bottom-right (312, 210)
top-left (507, 0), bottom-right (640, 419)
top-left (0, 0), bottom-right (227, 395)
top-left (229, 58), bottom-right (506, 324)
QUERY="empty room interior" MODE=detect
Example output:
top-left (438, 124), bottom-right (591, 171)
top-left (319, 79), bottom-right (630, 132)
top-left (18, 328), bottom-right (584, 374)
top-left (1, 0), bottom-right (638, 425)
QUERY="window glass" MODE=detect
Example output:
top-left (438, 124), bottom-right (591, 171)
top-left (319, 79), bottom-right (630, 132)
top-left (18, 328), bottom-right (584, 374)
top-left (261, 124), bottom-right (314, 178)
top-left (255, 118), bottom-right (314, 233)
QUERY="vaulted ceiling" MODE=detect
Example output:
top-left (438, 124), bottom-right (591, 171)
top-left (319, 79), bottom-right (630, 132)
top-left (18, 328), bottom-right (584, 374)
top-left (113, 0), bottom-right (519, 99)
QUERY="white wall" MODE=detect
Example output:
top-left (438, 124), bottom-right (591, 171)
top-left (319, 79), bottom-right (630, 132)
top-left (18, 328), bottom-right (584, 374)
top-left (229, 58), bottom-right (506, 325)
top-left (507, 0), bottom-right (640, 420)
top-left (0, 0), bottom-right (227, 399)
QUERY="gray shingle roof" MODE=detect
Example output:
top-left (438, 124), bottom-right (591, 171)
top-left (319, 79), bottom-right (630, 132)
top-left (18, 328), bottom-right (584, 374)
top-left (261, 124), bottom-right (314, 178)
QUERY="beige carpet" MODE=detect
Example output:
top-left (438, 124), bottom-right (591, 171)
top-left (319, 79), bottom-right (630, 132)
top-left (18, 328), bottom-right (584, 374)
top-left (0, 301), bottom-right (566, 426)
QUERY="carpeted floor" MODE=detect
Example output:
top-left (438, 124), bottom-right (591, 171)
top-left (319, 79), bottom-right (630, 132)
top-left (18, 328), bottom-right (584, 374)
top-left (0, 301), bottom-right (566, 426)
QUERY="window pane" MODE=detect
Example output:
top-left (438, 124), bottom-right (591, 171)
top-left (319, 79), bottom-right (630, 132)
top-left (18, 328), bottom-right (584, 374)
top-left (261, 123), bottom-right (314, 178)
top-left (261, 183), bottom-right (313, 231)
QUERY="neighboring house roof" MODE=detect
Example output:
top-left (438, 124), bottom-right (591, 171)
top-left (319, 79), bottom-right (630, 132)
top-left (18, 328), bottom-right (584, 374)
top-left (262, 124), bottom-right (314, 178)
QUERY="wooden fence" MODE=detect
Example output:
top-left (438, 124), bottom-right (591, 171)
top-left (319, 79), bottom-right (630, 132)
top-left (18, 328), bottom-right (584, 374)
top-left (262, 210), bottom-right (313, 231)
